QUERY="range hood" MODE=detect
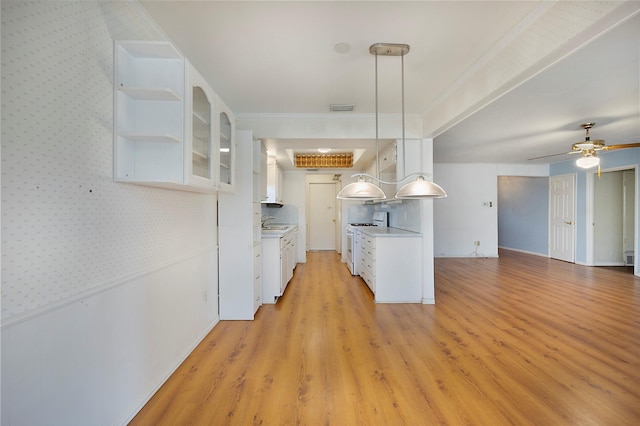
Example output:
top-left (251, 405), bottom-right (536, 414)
top-left (261, 201), bottom-right (283, 208)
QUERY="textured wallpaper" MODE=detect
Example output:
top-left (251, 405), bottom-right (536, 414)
top-left (1, 1), bottom-right (218, 321)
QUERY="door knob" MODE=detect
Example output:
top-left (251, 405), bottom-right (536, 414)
top-left (564, 221), bottom-right (573, 225)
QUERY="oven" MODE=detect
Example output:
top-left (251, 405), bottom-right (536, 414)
top-left (346, 212), bottom-right (387, 275)
top-left (346, 225), bottom-right (355, 275)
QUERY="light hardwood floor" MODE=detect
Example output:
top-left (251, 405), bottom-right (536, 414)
top-left (131, 250), bottom-right (640, 425)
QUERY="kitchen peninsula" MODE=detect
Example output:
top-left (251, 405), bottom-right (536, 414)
top-left (352, 226), bottom-right (422, 303)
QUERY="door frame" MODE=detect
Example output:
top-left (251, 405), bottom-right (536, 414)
top-left (585, 165), bottom-right (637, 274)
top-left (548, 173), bottom-right (576, 263)
top-left (305, 174), bottom-right (341, 253)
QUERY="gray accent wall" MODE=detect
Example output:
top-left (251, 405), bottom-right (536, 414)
top-left (498, 176), bottom-right (549, 255)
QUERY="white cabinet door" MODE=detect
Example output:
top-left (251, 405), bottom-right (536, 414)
top-left (253, 244), bottom-right (262, 313)
top-left (216, 97), bottom-right (235, 191)
top-left (184, 63), bottom-right (215, 189)
top-left (265, 157), bottom-right (282, 203)
top-left (396, 139), bottom-right (423, 192)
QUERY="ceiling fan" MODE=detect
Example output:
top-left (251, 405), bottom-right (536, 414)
top-left (529, 122), bottom-right (640, 169)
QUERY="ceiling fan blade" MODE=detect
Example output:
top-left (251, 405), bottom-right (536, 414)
top-left (601, 142), bottom-right (640, 151)
top-left (528, 151), bottom-right (578, 160)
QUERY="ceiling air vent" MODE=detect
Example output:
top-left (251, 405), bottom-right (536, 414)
top-left (295, 153), bottom-right (353, 168)
top-left (330, 104), bottom-right (355, 112)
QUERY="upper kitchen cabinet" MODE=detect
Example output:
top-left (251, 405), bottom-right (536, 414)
top-left (396, 139), bottom-right (423, 193)
top-left (114, 40), bottom-right (236, 193)
top-left (253, 139), bottom-right (268, 202)
top-left (216, 98), bottom-right (236, 192)
top-left (114, 41), bottom-right (185, 189)
top-left (184, 63), bottom-right (216, 189)
top-left (264, 157), bottom-right (283, 204)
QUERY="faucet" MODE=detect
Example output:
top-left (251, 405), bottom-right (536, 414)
top-left (261, 215), bottom-right (276, 227)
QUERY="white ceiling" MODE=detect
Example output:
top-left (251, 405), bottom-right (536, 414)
top-left (139, 1), bottom-right (640, 171)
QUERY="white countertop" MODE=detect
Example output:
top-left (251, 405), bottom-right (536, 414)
top-left (352, 226), bottom-right (421, 237)
top-left (261, 224), bottom-right (298, 238)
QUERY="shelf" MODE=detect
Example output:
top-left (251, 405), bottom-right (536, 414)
top-left (192, 149), bottom-right (208, 160)
top-left (119, 87), bottom-right (182, 101)
top-left (192, 110), bottom-right (209, 125)
top-left (118, 41), bottom-right (182, 59)
top-left (119, 133), bottom-right (181, 143)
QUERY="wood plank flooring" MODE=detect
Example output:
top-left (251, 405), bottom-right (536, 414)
top-left (130, 250), bottom-right (640, 425)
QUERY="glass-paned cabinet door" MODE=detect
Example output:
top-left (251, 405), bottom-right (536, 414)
top-left (217, 98), bottom-right (235, 190)
top-left (192, 86), bottom-right (212, 179)
top-left (185, 64), bottom-right (215, 190)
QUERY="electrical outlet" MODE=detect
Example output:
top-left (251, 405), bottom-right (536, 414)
top-left (474, 240), bottom-right (480, 247)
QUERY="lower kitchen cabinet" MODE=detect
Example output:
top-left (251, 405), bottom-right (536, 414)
top-left (218, 130), bottom-right (262, 320)
top-left (354, 228), bottom-right (422, 303)
top-left (262, 226), bottom-right (297, 303)
top-left (218, 227), bottom-right (262, 319)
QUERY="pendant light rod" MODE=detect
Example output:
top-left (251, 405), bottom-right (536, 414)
top-left (375, 50), bottom-right (379, 183)
top-left (345, 172), bottom-right (433, 186)
top-left (337, 43), bottom-right (447, 201)
top-left (401, 51), bottom-right (405, 148)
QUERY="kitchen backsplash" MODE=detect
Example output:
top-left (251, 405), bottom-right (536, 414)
top-left (262, 204), bottom-right (299, 224)
top-left (348, 200), bottom-right (421, 232)
top-left (347, 204), bottom-right (375, 224)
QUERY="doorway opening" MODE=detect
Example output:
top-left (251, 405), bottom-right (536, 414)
top-left (306, 175), bottom-right (341, 252)
top-left (587, 166), bottom-right (637, 274)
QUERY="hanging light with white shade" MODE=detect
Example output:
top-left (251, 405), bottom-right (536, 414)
top-left (336, 43), bottom-right (447, 201)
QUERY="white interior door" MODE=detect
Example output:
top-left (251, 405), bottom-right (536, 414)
top-left (549, 174), bottom-right (576, 262)
top-left (309, 183), bottom-right (336, 250)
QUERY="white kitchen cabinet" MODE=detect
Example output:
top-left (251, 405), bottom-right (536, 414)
top-left (260, 141), bottom-right (268, 201)
top-left (353, 228), bottom-right (422, 303)
top-left (357, 232), bottom-right (376, 293)
top-left (114, 41), bottom-right (185, 188)
top-left (216, 97), bottom-right (235, 191)
top-left (114, 40), bottom-right (236, 193)
top-left (184, 63), bottom-right (216, 189)
top-left (363, 142), bottom-right (397, 199)
top-left (262, 226), bottom-right (297, 303)
top-left (264, 157), bottom-right (283, 204)
top-left (281, 232), bottom-right (293, 292)
top-left (253, 243), bottom-right (263, 313)
top-left (252, 139), bottom-right (268, 202)
top-left (219, 130), bottom-right (262, 319)
top-left (396, 139), bottom-right (423, 192)
top-left (379, 142), bottom-right (397, 173)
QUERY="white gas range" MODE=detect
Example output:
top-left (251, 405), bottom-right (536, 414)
top-left (346, 212), bottom-right (387, 275)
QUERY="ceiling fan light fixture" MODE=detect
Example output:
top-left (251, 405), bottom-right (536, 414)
top-left (336, 175), bottom-right (386, 200)
top-left (576, 154), bottom-right (600, 169)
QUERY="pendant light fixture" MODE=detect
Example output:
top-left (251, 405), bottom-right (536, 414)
top-left (337, 43), bottom-right (447, 201)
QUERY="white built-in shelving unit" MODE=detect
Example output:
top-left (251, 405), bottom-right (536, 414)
top-left (114, 40), bottom-right (235, 192)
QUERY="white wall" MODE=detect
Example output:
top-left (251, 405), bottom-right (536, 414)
top-left (433, 163), bottom-right (551, 258)
top-left (434, 164), bottom-right (499, 257)
top-left (2, 2), bottom-right (219, 424)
